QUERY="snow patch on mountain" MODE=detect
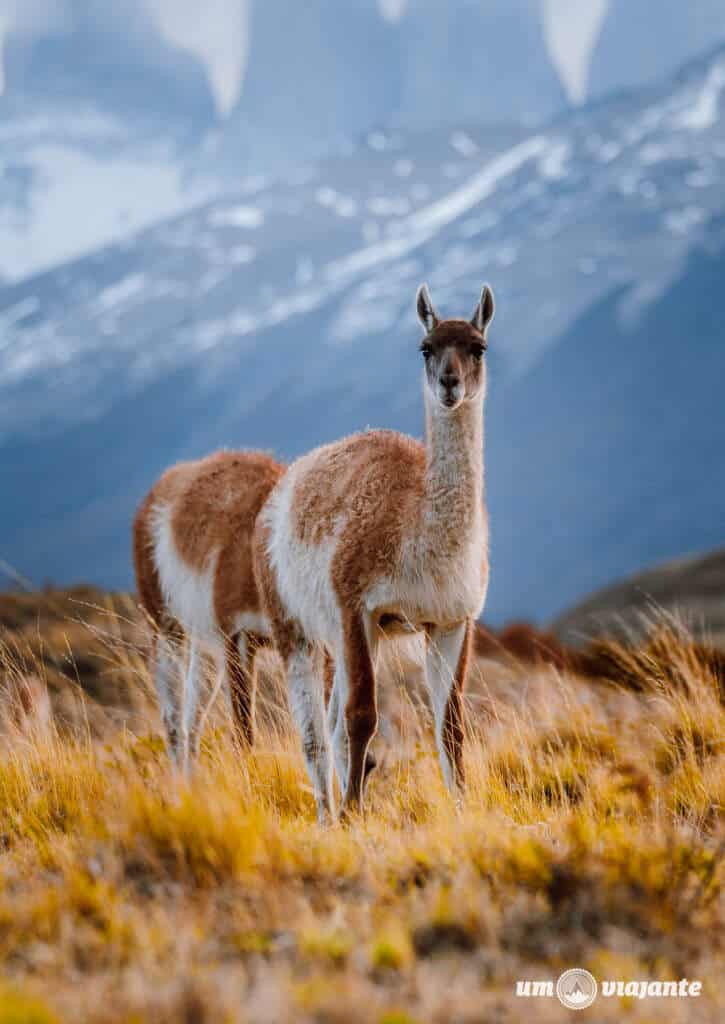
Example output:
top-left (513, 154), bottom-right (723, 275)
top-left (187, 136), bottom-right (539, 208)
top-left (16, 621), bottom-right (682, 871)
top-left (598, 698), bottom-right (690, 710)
top-left (0, 138), bottom-right (216, 281)
top-left (148, 0), bottom-right (250, 116)
top-left (542, 0), bottom-right (609, 103)
top-left (93, 274), bottom-right (148, 314)
top-left (207, 205), bottom-right (264, 230)
top-left (320, 137), bottom-right (547, 287)
top-left (173, 136), bottom-right (549, 354)
top-left (378, 0), bottom-right (408, 22)
top-left (676, 59), bottom-right (725, 130)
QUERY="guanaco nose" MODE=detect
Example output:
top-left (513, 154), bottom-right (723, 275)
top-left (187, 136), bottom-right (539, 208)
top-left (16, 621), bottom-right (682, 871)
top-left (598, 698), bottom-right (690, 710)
top-left (441, 366), bottom-right (460, 390)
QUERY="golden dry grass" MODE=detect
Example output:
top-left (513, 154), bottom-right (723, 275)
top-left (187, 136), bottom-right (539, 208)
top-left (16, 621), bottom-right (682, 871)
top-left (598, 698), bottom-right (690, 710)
top-left (0, 592), bottom-right (723, 1023)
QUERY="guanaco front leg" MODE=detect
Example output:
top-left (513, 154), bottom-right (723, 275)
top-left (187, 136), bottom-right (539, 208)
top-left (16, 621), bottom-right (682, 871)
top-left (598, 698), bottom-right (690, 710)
top-left (286, 642), bottom-right (335, 823)
top-left (424, 619), bottom-right (471, 792)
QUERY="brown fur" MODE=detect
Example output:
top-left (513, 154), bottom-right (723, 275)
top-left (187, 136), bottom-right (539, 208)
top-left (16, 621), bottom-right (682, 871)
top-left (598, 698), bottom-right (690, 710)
top-left (293, 430), bottom-right (427, 604)
top-left (133, 484), bottom-right (172, 633)
top-left (322, 650), bottom-right (335, 703)
top-left (177, 452), bottom-right (283, 631)
top-left (341, 609), bottom-right (379, 810)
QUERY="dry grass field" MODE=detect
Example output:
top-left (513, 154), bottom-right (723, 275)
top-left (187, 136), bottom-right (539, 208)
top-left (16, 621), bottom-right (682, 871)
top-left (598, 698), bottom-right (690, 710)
top-left (0, 587), bottom-right (723, 1023)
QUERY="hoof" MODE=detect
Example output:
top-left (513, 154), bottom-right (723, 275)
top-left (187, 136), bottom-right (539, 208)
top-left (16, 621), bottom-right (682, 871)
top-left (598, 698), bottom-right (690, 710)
top-left (339, 795), bottom-right (364, 825)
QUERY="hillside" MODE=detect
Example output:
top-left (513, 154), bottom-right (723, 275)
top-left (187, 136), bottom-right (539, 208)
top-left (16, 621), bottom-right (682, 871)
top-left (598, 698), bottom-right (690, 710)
top-left (553, 548), bottom-right (725, 648)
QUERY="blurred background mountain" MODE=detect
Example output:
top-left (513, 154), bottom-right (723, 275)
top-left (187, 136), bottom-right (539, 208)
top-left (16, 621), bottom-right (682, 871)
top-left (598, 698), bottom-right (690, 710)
top-left (1, 0), bottom-right (724, 625)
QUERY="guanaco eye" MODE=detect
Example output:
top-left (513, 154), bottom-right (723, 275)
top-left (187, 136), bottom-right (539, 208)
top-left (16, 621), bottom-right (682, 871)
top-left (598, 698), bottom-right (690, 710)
top-left (471, 343), bottom-right (486, 361)
top-left (420, 343), bottom-right (433, 360)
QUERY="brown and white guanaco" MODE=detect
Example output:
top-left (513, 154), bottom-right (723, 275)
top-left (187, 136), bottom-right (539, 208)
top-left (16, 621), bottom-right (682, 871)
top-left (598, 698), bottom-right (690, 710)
top-left (254, 283), bottom-right (495, 821)
top-left (133, 451), bottom-right (285, 773)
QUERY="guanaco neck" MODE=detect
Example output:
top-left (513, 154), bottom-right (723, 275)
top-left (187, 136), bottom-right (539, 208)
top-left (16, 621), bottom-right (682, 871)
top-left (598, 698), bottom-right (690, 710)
top-left (421, 384), bottom-right (485, 551)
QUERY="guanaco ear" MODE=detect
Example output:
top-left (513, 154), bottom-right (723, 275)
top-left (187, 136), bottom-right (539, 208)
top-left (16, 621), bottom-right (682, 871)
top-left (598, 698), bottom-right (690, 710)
top-left (471, 284), bottom-right (495, 336)
top-left (416, 283), bottom-right (440, 333)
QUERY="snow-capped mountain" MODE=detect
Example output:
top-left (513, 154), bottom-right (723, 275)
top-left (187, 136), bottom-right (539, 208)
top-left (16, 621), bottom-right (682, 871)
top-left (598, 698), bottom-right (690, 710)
top-left (2, 45), bottom-right (725, 621)
top-left (5, 2), bottom-right (725, 281)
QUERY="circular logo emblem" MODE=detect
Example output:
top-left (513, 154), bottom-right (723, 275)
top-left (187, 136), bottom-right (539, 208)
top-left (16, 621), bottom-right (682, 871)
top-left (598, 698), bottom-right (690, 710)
top-left (556, 969), bottom-right (598, 1010)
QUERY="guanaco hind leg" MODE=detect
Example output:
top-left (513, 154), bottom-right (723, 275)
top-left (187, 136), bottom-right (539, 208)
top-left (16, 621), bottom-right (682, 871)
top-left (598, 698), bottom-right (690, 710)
top-left (225, 632), bottom-right (259, 748)
top-left (181, 638), bottom-right (204, 776)
top-left (339, 610), bottom-right (378, 815)
top-left (328, 637), bottom-right (378, 800)
top-left (151, 631), bottom-right (184, 767)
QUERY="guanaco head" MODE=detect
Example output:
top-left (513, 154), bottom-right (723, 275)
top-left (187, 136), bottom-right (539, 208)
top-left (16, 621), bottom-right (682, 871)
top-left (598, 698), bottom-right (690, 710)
top-left (416, 283), bottom-right (495, 411)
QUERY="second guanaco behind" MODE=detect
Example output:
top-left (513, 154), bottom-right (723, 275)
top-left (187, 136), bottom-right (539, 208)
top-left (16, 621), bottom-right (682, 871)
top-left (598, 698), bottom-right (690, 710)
top-left (133, 450), bottom-right (285, 773)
